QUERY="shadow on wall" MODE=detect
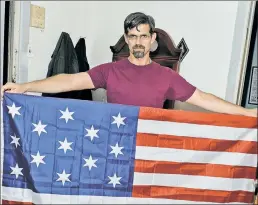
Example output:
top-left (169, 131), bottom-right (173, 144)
top-left (91, 89), bottom-right (107, 103)
top-left (174, 101), bottom-right (212, 113)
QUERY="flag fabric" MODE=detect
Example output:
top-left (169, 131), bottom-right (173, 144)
top-left (1, 92), bottom-right (257, 204)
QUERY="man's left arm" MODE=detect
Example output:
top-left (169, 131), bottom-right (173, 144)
top-left (186, 89), bottom-right (257, 117)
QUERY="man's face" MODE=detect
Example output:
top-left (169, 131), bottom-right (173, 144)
top-left (124, 24), bottom-right (156, 59)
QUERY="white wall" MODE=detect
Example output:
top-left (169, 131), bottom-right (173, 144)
top-left (15, 1), bottom-right (247, 110)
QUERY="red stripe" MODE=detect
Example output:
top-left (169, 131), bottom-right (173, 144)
top-left (136, 133), bottom-right (257, 154)
top-left (139, 107), bottom-right (258, 128)
top-left (132, 185), bottom-right (253, 203)
top-left (2, 200), bottom-right (33, 205)
top-left (134, 159), bottom-right (257, 179)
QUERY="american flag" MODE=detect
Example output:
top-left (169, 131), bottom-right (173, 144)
top-left (1, 92), bottom-right (257, 204)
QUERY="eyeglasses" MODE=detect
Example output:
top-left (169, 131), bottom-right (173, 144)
top-left (127, 34), bottom-right (151, 41)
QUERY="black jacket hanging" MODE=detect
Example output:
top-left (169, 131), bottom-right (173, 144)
top-left (42, 32), bottom-right (92, 101)
top-left (75, 38), bottom-right (90, 72)
top-left (42, 32), bottom-right (80, 99)
top-left (74, 38), bottom-right (92, 101)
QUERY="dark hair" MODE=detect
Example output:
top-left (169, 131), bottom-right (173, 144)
top-left (124, 12), bottom-right (155, 35)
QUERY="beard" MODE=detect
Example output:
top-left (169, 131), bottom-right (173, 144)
top-left (132, 44), bottom-right (145, 58)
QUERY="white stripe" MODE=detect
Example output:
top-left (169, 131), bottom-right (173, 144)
top-left (137, 119), bottom-right (257, 142)
top-left (135, 146), bottom-right (257, 167)
top-left (1, 186), bottom-right (249, 204)
top-left (133, 172), bottom-right (255, 192)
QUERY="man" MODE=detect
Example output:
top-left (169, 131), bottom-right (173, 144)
top-left (1, 12), bottom-right (257, 117)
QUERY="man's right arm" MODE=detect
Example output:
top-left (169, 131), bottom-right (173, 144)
top-left (1, 62), bottom-right (111, 97)
top-left (26, 72), bottom-right (95, 93)
top-left (1, 72), bottom-right (95, 97)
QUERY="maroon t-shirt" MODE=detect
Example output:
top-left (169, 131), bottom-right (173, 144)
top-left (87, 58), bottom-right (196, 108)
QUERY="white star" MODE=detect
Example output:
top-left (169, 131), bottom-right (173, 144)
top-left (110, 142), bottom-right (124, 158)
top-left (10, 134), bottom-right (20, 148)
top-left (59, 107), bottom-right (74, 123)
top-left (32, 120), bottom-right (47, 136)
top-left (56, 170), bottom-right (71, 186)
top-left (85, 125), bottom-right (99, 141)
top-left (7, 103), bottom-right (21, 119)
top-left (31, 151), bottom-right (46, 167)
top-left (10, 163), bottom-right (23, 179)
top-left (108, 173), bottom-right (122, 188)
top-left (83, 155), bottom-right (98, 171)
top-left (111, 113), bottom-right (126, 128)
top-left (58, 138), bottom-right (73, 154)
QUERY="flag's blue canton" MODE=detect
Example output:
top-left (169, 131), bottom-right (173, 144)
top-left (2, 93), bottom-right (139, 197)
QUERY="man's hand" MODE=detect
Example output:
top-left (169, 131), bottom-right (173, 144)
top-left (1, 82), bottom-right (28, 98)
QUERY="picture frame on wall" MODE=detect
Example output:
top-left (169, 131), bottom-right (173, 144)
top-left (248, 66), bottom-right (257, 105)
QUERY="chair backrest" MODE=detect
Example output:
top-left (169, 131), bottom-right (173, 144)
top-left (109, 28), bottom-right (183, 109)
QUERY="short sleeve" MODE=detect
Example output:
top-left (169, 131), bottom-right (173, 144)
top-left (87, 63), bottom-right (112, 89)
top-left (166, 69), bottom-right (196, 101)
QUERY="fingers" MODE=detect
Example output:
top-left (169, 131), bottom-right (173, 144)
top-left (1, 83), bottom-right (26, 100)
top-left (1, 85), bottom-right (7, 99)
top-left (1, 83), bottom-right (13, 99)
top-left (1, 88), bottom-right (5, 100)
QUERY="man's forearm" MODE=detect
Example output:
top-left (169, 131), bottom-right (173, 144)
top-left (24, 74), bottom-right (75, 93)
top-left (188, 90), bottom-right (251, 116)
top-left (199, 92), bottom-right (250, 115)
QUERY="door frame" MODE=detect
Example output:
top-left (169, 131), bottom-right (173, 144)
top-left (236, 1), bottom-right (257, 105)
top-left (4, 1), bottom-right (31, 84)
top-left (240, 1), bottom-right (257, 107)
top-left (225, 1), bottom-right (257, 105)
top-left (1, 1), bottom-right (6, 86)
top-left (0, 1), bottom-right (6, 201)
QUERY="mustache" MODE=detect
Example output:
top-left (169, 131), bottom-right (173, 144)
top-left (133, 44), bottom-right (145, 49)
